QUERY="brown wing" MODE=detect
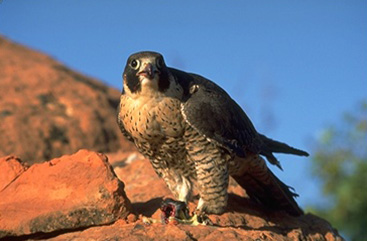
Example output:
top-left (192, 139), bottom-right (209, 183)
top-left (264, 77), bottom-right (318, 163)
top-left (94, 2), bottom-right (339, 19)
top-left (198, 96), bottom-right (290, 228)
top-left (170, 68), bottom-right (262, 157)
top-left (171, 68), bottom-right (308, 168)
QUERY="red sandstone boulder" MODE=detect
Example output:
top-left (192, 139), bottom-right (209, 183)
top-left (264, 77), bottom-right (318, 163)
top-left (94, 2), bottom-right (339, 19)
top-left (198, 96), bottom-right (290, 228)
top-left (0, 36), bottom-right (135, 164)
top-left (0, 150), bottom-right (132, 239)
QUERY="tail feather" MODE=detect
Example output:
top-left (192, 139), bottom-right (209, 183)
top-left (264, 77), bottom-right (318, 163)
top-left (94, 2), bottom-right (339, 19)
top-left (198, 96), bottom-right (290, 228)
top-left (232, 156), bottom-right (303, 216)
top-left (259, 134), bottom-right (309, 169)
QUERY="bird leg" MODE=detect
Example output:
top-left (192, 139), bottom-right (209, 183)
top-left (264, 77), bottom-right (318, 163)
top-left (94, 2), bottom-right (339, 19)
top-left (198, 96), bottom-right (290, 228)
top-left (161, 170), bottom-right (193, 203)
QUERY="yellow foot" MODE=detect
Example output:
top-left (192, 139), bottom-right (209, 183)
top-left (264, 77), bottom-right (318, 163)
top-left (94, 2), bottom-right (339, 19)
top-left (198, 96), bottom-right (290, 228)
top-left (142, 216), bottom-right (161, 225)
top-left (177, 212), bottom-right (212, 226)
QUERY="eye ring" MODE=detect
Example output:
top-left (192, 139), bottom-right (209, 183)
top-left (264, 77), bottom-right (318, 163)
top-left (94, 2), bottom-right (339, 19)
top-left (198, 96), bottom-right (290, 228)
top-left (130, 59), bottom-right (140, 70)
top-left (156, 57), bottom-right (164, 69)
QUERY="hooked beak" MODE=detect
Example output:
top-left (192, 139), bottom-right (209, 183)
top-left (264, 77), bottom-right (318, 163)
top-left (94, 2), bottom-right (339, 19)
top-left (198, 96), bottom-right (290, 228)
top-left (137, 63), bottom-right (158, 79)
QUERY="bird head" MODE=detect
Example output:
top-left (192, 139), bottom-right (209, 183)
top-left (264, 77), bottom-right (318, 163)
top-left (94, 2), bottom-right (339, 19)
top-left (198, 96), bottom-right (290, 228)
top-left (123, 51), bottom-right (170, 96)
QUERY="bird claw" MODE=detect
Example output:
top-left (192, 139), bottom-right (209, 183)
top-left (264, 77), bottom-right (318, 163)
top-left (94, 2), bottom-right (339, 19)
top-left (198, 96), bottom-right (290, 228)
top-left (195, 211), bottom-right (213, 226)
top-left (160, 198), bottom-right (212, 226)
top-left (142, 216), bottom-right (160, 225)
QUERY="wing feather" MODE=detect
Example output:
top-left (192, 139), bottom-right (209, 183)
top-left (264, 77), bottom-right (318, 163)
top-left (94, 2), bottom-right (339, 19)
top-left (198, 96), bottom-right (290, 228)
top-left (170, 68), bottom-right (262, 157)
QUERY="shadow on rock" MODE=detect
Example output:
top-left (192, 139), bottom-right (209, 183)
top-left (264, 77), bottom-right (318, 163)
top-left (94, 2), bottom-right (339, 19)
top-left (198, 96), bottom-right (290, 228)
top-left (132, 197), bottom-right (164, 217)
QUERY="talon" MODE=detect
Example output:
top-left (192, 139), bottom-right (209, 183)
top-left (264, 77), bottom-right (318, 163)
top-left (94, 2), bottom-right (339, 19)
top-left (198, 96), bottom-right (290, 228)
top-left (194, 210), bottom-right (213, 226)
top-left (142, 216), bottom-right (160, 225)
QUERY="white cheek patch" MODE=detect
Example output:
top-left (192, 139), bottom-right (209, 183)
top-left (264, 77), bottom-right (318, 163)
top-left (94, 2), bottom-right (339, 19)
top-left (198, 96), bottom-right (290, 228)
top-left (140, 76), bottom-right (160, 95)
top-left (141, 77), bottom-right (153, 86)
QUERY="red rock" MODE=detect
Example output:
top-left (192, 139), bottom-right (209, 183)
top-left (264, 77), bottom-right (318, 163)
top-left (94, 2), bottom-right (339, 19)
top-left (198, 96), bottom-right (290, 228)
top-left (109, 153), bottom-right (344, 241)
top-left (0, 36), bottom-right (135, 164)
top-left (49, 218), bottom-right (343, 241)
top-left (0, 150), bottom-right (132, 238)
top-left (0, 155), bottom-right (27, 191)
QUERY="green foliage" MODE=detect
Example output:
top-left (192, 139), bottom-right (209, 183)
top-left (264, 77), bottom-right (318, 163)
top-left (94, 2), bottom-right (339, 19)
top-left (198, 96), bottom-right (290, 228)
top-left (310, 101), bottom-right (367, 241)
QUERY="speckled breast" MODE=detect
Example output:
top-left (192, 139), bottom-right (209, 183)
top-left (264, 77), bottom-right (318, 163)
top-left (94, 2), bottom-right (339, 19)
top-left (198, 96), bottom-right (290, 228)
top-left (119, 95), bottom-right (187, 159)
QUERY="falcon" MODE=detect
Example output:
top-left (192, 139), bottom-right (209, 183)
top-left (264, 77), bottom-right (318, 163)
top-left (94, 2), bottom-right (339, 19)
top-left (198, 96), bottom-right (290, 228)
top-left (117, 51), bottom-right (308, 221)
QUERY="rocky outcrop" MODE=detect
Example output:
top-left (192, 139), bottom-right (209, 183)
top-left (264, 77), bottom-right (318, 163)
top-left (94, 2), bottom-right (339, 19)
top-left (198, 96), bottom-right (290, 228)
top-left (0, 150), bottom-right (343, 241)
top-left (0, 155), bottom-right (28, 191)
top-left (0, 36), bottom-right (135, 164)
top-left (108, 152), bottom-right (344, 241)
top-left (0, 150), bottom-right (132, 239)
top-left (47, 220), bottom-right (343, 241)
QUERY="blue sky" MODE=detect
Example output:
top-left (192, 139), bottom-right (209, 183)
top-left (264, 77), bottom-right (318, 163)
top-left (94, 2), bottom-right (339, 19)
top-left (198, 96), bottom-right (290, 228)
top-left (1, 0), bottom-right (366, 208)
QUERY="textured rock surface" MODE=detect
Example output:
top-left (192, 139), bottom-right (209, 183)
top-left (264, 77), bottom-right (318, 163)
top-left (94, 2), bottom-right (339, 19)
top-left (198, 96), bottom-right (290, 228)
top-left (0, 36), bottom-right (135, 164)
top-left (0, 150), bottom-right (132, 239)
top-left (0, 155), bottom-right (28, 191)
top-left (22, 152), bottom-right (343, 241)
top-left (49, 220), bottom-right (343, 241)
top-left (100, 152), bottom-right (344, 241)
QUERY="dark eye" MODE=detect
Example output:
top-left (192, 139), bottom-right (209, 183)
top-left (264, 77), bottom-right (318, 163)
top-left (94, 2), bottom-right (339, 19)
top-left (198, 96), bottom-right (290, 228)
top-left (130, 59), bottom-right (140, 70)
top-left (156, 57), bottom-right (164, 68)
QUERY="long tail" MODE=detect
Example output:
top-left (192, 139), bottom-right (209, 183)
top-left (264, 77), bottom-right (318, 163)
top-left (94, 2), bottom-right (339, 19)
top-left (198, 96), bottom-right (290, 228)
top-left (259, 134), bottom-right (309, 170)
top-left (232, 155), bottom-right (303, 216)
